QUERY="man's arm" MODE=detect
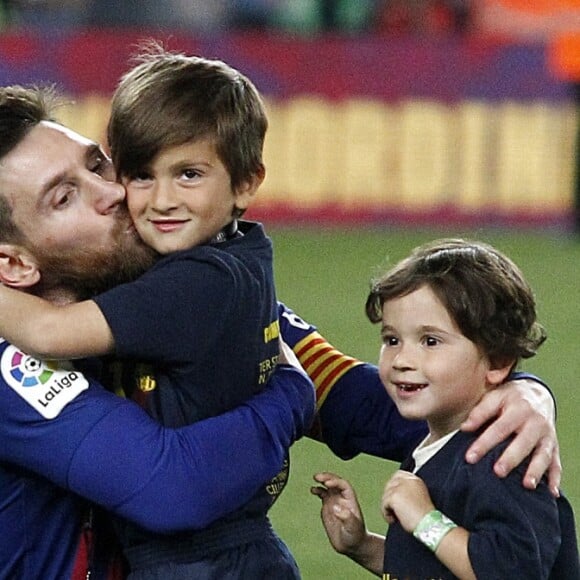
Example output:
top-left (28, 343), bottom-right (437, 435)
top-left (278, 302), bottom-right (560, 489)
top-left (0, 362), bottom-right (315, 533)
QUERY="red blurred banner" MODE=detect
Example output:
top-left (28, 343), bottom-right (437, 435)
top-left (0, 30), bottom-right (575, 228)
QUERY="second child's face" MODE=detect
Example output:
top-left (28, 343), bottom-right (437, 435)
top-left (124, 137), bottom-right (258, 255)
top-left (378, 284), bottom-right (494, 441)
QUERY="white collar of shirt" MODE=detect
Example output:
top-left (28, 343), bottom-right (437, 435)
top-left (412, 430), bottom-right (459, 473)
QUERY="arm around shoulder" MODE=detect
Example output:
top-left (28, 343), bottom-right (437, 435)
top-left (0, 284), bottom-right (114, 358)
top-left (0, 364), bottom-right (314, 533)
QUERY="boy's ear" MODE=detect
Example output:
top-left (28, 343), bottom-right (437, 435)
top-left (485, 359), bottom-right (516, 388)
top-left (234, 165), bottom-right (266, 212)
top-left (0, 244), bottom-right (41, 288)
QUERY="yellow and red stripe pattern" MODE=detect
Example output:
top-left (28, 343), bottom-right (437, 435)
top-left (293, 331), bottom-right (363, 410)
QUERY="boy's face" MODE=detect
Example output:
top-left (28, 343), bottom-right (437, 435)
top-left (377, 284), bottom-right (495, 441)
top-left (123, 137), bottom-right (261, 255)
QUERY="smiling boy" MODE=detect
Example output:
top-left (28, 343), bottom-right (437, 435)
top-left (312, 239), bottom-right (579, 579)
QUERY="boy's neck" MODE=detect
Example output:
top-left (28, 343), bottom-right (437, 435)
top-left (426, 408), bottom-right (473, 444)
top-left (210, 220), bottom-right (239, 243)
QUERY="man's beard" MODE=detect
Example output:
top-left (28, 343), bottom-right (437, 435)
top-left (29, 220), bottom-right (158, 301)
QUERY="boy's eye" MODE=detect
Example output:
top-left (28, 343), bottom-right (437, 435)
top-left (423, 336), bottom-right (439, 347)
top-left (382, 334), bottom-right (399, 346)
top-left (132, 171), bottom-right (153, 182)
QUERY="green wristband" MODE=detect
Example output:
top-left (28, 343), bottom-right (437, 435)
top-left (412, 510), bottom-right (457, 552)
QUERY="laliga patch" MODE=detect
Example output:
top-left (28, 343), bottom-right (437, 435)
top-left (1, 345), bottom-right (89, 419)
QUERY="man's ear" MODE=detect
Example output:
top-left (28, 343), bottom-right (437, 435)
top-left (0, 244), bottom-right (41, 288)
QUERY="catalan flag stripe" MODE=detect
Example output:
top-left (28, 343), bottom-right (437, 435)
top-left (293, 332), bottom-right (362, 409)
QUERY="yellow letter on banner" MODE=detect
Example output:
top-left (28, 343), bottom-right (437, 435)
top-left (57, 94), bottom-right (111, 145)
top-left (456, 101), bottom-right (491, 211)
top-left (398, 101), bottom-right (452, 209)
top-left (337, 99), bottom-right (396, 207)
top-left (495, 102), bottom-right (574, 212)
top-left (278, 97), bottom-right (340, 206)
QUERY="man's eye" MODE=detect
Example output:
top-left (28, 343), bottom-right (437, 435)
top-left (54, 192), bottom-right (71, 208)
top-left (91, 155), bottom-right (113, 176)
top-left (182, 168), bottom-right (200, 180)
top-left (133, 171), bottom-right (152, 182)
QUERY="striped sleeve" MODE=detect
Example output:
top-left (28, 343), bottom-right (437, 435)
top-left (292, 331), bottom-right (363, 409)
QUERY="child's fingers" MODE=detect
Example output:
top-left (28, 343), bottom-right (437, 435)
top-left (332, 502), bottom-right (355, 521)
top-left (313, 472), bottom-right (349, 492)
top-left (310, 485), bottom-right (328, 499)
top-left (313, 471), bottom-right (341, 484)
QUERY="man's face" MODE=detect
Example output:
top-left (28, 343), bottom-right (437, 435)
top-left (0, 121), bottom-right (156, 298)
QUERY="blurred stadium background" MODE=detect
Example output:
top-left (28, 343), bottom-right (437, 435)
top-left (0, 1), bottom-right (577, 577)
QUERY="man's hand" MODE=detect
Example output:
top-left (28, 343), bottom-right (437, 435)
top-left (461, 378), bottom-right (560, 496)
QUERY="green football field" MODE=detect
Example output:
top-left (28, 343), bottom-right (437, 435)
top-left (264, 226), bottom-right (580, 579)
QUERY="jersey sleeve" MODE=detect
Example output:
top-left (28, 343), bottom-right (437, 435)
top-left (317, 361), bottom-right (427, 461)
top-left (0, 355), bottom-right (315, 533)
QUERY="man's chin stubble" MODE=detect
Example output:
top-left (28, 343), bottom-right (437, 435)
top-left (32, 229), bottom-right (158, 301)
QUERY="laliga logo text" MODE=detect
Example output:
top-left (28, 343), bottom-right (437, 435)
top-left (1, 345), bottom-right (89, 419)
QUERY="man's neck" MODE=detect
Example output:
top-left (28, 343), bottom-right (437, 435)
top-left (35, 286), bottom-right (78, 306)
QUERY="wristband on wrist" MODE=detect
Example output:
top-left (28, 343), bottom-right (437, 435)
top-left (412, 510), bottom-right (457, 552)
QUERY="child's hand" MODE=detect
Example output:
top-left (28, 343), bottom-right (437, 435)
top-left (311, 472), bottom-right (366, 555)
top-left (381, 470), bottom-right (435, 533)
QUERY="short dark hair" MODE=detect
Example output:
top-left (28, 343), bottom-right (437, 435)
top-left (0, 84), bottom-right (60, 159)
top-left (108, 42), bottom-right (268, 191)
top-left (0, 85), bottom-right (63, 243)
top-left (365, 238), bottom-right (546, 367)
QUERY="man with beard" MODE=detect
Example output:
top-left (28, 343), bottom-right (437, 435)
top-left (0, 84), bottom-right (560, 578)
top-left (0, 85), bottom-right (317, 579)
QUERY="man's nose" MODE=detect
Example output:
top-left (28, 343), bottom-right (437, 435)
top-left (92, 178), bottom-right (126, 214)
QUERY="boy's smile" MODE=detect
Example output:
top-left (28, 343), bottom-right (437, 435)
top-left (124, 137), bottom-right (260, 255)
top-left (378, 284), bottom-right (494, 441)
